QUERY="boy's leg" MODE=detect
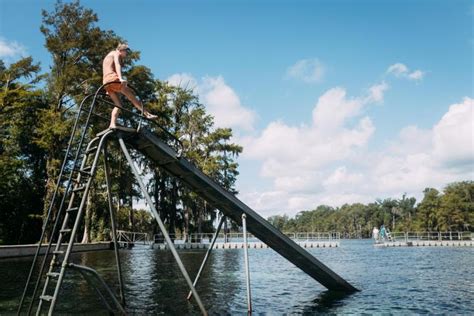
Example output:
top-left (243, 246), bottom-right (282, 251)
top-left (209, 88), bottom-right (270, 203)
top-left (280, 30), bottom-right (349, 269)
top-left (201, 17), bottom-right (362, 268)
top-left (108, 91), bottom-right (122, 128)
top-left (121, 85), bottom-right (157, 119)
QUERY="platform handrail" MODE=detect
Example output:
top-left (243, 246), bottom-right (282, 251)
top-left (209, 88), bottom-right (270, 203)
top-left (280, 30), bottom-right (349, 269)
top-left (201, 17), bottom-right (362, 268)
top-left (91, 82), bottom-right (184, 155)
top-left (382, 231), bottom-right (473, 242)
top-left (116, 230), bottom-right (150, 244)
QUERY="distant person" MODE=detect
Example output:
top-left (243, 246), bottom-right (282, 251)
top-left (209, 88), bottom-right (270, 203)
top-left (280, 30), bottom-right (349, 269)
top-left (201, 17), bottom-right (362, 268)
top-left (372, 226), bottom-right (380, 241)
top-left (102, 43), bottom-right (157, 128)
top-left (385, 227), bottom-right (392, 241)
top-left (380, 224), bottom-right (386, 240)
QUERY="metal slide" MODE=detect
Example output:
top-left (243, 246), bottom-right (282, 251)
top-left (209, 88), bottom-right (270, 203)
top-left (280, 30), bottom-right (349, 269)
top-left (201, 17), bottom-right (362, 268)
top-left (116, 127), bottom-right (359, 293)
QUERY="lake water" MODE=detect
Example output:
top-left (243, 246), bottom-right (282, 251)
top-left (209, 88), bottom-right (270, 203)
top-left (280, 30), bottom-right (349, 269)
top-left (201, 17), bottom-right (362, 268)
top-left (1, 240), bottom-right (473, 315)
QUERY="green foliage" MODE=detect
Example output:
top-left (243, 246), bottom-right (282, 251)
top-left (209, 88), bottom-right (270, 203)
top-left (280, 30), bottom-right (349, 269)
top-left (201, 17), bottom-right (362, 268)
top-left (0, 58), bottom-right (47, 244)
top-left (267, 182), bottom-right (474, 237)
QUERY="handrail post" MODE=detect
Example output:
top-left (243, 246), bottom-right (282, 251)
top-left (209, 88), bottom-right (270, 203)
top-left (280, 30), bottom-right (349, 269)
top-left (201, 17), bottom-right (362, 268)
top-left (242, 214), bottom-right (252, 314)
top-left (103, 145), bottom-right (125, 306)
top-left (187, 215), bottom-right (225, 300)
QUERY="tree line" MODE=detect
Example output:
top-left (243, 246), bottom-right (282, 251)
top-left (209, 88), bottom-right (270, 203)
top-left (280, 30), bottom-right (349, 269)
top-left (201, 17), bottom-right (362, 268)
top-left (268, 181), bottom-right (474, 238)
top-left (0, 0), bottom-right (241, 244)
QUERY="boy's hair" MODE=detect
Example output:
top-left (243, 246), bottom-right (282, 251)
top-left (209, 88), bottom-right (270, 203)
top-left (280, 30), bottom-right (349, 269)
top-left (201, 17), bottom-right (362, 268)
top-left (117, 43), bottom-right (129, 51)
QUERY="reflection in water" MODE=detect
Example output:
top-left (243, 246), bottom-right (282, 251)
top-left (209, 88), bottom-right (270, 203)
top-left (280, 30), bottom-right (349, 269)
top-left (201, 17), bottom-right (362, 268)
top-left (302, 290), bottom-right (352, 314)
top-left (1, 240), bottom-right (473, 314)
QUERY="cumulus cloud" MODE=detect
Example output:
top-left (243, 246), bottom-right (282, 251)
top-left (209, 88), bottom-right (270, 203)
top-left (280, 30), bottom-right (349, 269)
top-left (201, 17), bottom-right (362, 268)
top-left (241, 83), bottom-right (388, 168)
top-left (238, 84), bottom-right (385, 214)
top-left (199, 76), bottom-right (256, 131)
top-left (432, 97), bottom-right (474, 168)
top-left (286, 58), bottom-right (325, 83)
top-left (386, 62), bottom-right (425, 81)
top-left (366, 81), bottom-right (389, 103)
top-left (237, 95), bottom-right (473, 216)
top-left (166, 73), bottom-right (197, 89)
top-left (0, 37), bottom-right (26, 61)
top-left (166, 73), bottom-right (257, 131)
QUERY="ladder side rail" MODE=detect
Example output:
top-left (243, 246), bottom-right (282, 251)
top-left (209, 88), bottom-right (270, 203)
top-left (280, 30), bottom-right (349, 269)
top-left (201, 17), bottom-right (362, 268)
top-left (75, 269), bottom-right (115, 314)
top-left (69, 263), bottom-right (126, 315)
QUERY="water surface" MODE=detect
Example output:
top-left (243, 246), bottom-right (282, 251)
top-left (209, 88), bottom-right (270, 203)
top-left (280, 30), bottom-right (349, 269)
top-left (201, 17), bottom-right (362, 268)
top-left (1, 240), bottom-right (473, 314)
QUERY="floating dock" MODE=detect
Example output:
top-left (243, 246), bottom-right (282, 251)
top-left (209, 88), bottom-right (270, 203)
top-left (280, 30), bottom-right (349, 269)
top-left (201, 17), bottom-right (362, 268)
top-left (156, 241), bottom-right (339, 250)
top-left (375, 240), bottom-right (473, 247)
top-left (374, 231), bottom-right (473, 247)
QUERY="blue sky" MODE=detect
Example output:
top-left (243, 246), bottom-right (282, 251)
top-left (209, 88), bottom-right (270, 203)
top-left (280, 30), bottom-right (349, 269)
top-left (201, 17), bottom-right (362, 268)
top-left (1, 0), bottom-right (472, 216)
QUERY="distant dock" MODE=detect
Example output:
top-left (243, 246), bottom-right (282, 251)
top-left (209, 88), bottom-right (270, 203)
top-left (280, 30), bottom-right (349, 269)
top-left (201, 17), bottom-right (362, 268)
top-left (154, 232), bottom-right (340, 250)
top-left (156, 241), bottom-right (339, 250)
top-left (375, 240), bottom-right (473, 247)
top-left (374, 231), bottom-right (473, 248)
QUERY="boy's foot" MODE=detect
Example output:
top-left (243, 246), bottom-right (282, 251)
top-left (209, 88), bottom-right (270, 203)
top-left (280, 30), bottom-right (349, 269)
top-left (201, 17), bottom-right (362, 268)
top-left (145, 112), bottom-right (158, 120)
top-left (109, 124), bottom-right (117, 129)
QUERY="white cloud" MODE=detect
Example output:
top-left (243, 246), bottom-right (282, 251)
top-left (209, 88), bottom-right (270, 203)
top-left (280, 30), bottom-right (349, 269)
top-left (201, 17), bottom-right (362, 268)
top-left (0, 38), bottom-right (26, 61)
top-left (366, 81), bottom-right (389, 103)
top-left (166, 73), bottom-right (257, 131)
top-left (166, 73), bottom-right (197, 89)
top-left (238, 84), bottom-right (382, 213)
top-left (237, 95), bottom-right (474, 217)
top-left (407, 70), bottom-right (424, 81)
top-left (433, 97), bottom-right (474, 168)
top-left (386, 62), bottom-right (425, 81)
top-left (199, 76), bottom-right (256, 131)
top-left (286, 58), bottom-right (325, 83)
top-left (387, 63), bottom-right (409, 76)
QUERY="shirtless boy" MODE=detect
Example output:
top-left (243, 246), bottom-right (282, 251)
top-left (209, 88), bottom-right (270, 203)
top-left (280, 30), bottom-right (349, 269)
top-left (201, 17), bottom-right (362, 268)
top-left (102, 43), bottom-right (157, 128)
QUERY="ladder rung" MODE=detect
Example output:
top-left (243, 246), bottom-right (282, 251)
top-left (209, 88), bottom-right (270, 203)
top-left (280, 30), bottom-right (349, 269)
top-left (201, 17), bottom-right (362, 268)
top-left (40, 295), bottom-right (54, 302)
top-left (80, 166), bottom-right (92, 173)
top-left (86, 146), bottom-right (99, 154)
top-left (47, 272), bottom-right (60, 278)
top-left (60, 229), bottom-right (72, 234)
top-left (72, 186), bottom-right (85, 193)
top-left (53, 250), bottom-right (64, 255)
top-left (67, 207), bottom-right (79, 213)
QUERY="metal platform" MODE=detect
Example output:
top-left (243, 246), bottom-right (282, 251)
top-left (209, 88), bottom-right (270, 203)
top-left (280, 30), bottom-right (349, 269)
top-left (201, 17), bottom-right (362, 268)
top-left (116, 127), bottom-right (358, 293)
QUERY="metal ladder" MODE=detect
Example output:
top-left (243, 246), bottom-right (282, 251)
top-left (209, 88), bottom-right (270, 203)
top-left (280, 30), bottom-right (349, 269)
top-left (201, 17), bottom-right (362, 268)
top-left (17, 85), bottom-right (124, 315)
top-left (35, 130), bottom-right (113, 315)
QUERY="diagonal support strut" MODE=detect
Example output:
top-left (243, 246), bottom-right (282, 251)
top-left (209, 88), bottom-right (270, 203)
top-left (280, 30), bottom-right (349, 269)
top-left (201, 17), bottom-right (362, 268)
top-left (117, 135), bottom-right (207, 316)
top-left (187, 214), bottom-right (225, 300)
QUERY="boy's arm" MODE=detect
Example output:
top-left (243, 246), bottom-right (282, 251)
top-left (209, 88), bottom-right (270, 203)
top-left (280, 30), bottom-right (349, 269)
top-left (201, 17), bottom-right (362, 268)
top-left (113, 52), bottom-right (125, 82)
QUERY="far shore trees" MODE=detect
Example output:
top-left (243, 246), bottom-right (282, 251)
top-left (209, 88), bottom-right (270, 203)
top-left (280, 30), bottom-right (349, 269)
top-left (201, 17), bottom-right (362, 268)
top-left (267, 181), bottom-right (474, 237)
